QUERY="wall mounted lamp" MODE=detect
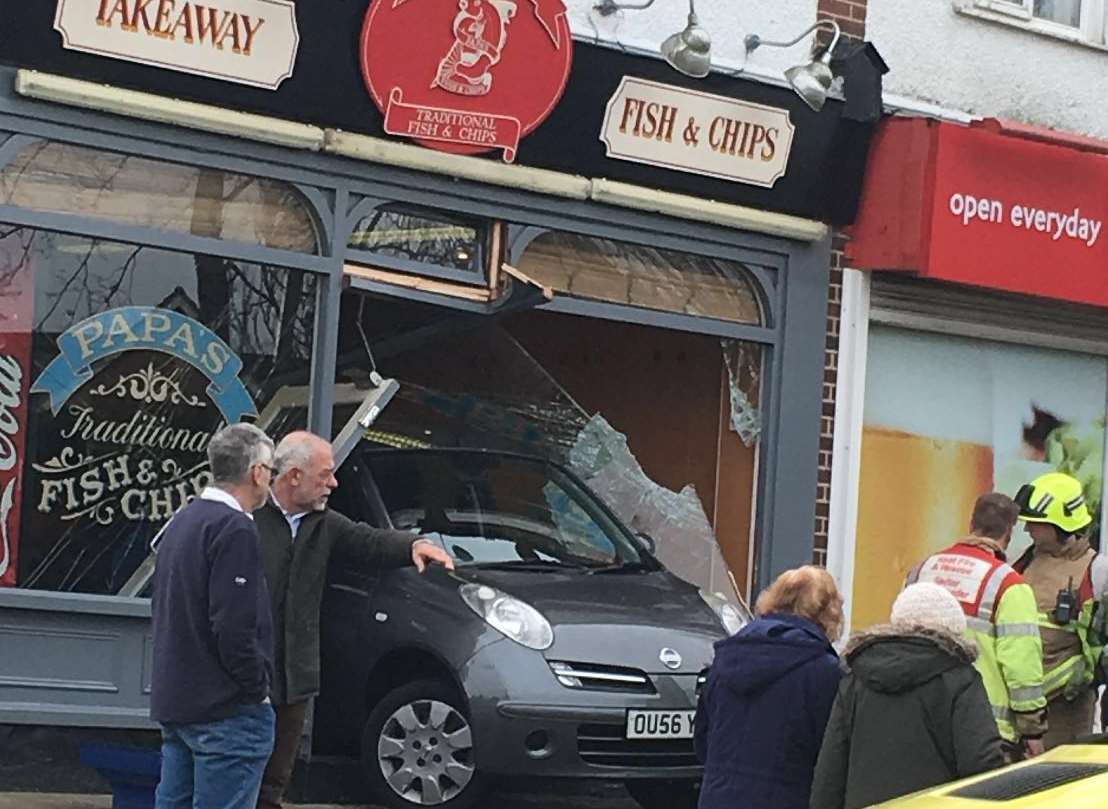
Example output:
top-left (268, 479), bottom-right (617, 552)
top-left (659, 0), bottom-right (711, 79)
top-left (595, 0), bottom-right (712, 78)
top-left (745, 20), bottom-right (841, 111)
top-left (592, 0), bottom-right (846, 111)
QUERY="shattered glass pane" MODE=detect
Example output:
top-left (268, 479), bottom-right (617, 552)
top-left (567, 415), bottom-right (741, 604)
top-left (337, 294), bottom-right (749, 605)
top-left (722, 340), bottom-right (762, 447)
top-left (338, 314), bottom-right (589, 460)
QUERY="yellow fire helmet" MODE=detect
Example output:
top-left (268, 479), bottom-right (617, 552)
top-left (1015, 471), bottom-right (1093, 535)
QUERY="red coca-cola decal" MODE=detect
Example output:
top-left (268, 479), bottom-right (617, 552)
top-left (360, 0), bottom-right (572, 162)
top-left (0, 244), bottom-right (33, 588)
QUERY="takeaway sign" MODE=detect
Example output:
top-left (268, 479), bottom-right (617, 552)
top-left (54, 0), bottom-right (300, 89)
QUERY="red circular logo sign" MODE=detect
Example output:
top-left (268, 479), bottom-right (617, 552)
top-left (360, 0), bottom-right (573, 162)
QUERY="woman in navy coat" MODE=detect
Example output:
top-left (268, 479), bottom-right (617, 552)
top-left (694, 565), bottom-right (844, 809)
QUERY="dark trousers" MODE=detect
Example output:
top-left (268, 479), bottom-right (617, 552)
top-left (1044, 689), bottom-right (1097, 750)
top-left (257, 701), bottom-right (310, 809)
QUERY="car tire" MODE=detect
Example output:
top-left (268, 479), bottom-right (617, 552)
top-left (361, 678), bottom-right (486, 809)
top-left (625, 779), bottom-right (700, 809)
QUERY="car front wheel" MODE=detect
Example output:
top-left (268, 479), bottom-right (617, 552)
top-left (625, 779), bottom-right (700, 809)
top-left (361, 678), bottom-right (485, 809)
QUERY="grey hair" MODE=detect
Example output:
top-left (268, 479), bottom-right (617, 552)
top-left (274, 432), bottom-right (326, 475)
top-left (207, 423), bottom-right (274, 485)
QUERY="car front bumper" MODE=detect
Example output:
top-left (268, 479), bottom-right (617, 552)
top-left (460, 638), bottom-right (704, 781)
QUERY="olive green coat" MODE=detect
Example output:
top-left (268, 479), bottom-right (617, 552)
top-left (255, 502), bottom-right (415, 704)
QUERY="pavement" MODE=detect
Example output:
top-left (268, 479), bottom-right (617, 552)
top-left (0, 794), bottom-right (635, 809)
top-left (0, 799), bottom-right (117, 809)
top-left (0, 799), bottom-right (355, 809)
top-left (0, 783), bottom-right (638, 809)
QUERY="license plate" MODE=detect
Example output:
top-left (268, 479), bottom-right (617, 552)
top-left (625, 709), bottom-right (696, 740)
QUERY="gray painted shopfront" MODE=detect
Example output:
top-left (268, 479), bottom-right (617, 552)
top-left (0, 58), bottom-right (834, 732)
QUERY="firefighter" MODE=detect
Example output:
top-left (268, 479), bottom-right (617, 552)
top-left (907, 493), bottom-right (1047, 759)
top-left (1014, 471), bottom-right (1108, 749)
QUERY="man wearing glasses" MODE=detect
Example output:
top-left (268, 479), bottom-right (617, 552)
top-left (150, 422), bottom-right (278, 809)
top-left (254, 431), bottom-right (454, 809)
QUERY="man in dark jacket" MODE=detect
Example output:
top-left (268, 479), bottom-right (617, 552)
top-left (255, 431), bottom-right (454, 809)
top-left (151, 423), bottom-right (277, 809)
top-left (695, 566), bottom-right (843, 809)
top-left (811, 583), bottom-right (1005, 809)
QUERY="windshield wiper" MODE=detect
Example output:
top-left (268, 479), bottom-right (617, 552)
top-left (470, 560), bottom-right (591, 572)
top-left (588, 561), bottom-right (652, 574)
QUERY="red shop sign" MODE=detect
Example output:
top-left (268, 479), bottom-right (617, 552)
top-left (848, 118), bottom-right (1108, 308)
top-left (360, 0), bottom-right (572, 162)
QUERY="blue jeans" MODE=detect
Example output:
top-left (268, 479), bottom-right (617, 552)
top-left (155, 703), bottom-right (275, 809)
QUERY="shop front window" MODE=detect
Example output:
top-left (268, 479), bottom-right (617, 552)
top-left (0, 141), bottom-right (319, 253)
top-left (517, 232), bottom-right (762, 325)
top-left (347, 204), bottom-right (485, 281)
top-left (852, 326), bottom-right (1107, 630)
top-left (332, 288), bottom-right (762, 601)
top-left (0, 228), bottom-right (317, 594)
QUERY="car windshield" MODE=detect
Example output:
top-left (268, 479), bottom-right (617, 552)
top-left (362, 450), bottom-right (649, 570)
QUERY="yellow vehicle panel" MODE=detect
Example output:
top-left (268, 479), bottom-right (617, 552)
top-left (873, 745), bottom-right (1108, 808)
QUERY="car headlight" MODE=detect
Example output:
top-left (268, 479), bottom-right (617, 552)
top-left (700, 590), bottom-right (751, 636)
top-left (459, 583), bottom-right (554, 650)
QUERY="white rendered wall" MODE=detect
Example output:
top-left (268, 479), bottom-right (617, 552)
top-left (565, 0), bottom-right (822, 83)
top-left (869, 0), bottom-right (1108, 139)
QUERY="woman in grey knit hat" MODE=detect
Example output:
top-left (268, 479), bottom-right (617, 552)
top-left (810, 582), bottom-right (1005, 809)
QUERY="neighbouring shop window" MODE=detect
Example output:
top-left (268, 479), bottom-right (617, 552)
top-left (517, 232), bottom-right (762, 325)
top-left (0, 227), bottom-right (317, 594)
top-left (1032, 0), bottom-right (1082, 26)
top-left (958, 0), bottom-right (1102, 48)
top-left (332, 291), bottom-right (762, 602)
top-left (347, 204), bottom-right (485, 281)
top-left (0, 141), bottom-right (319, 254)
top-left (852, 325), bottom-right (1107, 629)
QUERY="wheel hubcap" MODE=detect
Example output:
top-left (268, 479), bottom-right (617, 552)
top-left (378, 698), bottom-right (475, 805)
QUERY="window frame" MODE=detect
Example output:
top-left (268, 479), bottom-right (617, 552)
top-left (344, 201), bottom-right (492, 288)
top-left (4, 227), bottom-right (325, 596)
top-left (956, 0), bottom-right (1108, 49)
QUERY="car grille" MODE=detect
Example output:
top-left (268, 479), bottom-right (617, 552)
top-left (948, 763), bottom-right (1108, 800)
top-left (549, 661), bottom-right (656, 694)
top-left (577, 723), bottom-right (698, 768)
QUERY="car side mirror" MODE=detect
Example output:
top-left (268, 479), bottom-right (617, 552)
top-left (451, 544), bottom-right (475, 563)
top-left (635, 532), bottom-right (657, 555)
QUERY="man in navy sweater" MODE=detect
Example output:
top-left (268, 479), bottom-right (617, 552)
top-left (151, 422), bottom-right (278, 809)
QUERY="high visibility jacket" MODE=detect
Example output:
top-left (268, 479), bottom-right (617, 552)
top-left (1013, 539), bottom-right (1108, 703)
top-left (908, 540), bottom-right (1046, 743)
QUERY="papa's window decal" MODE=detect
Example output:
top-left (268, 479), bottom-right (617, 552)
top-left (32, 306), bottom-right (257, 424)
top-left (25, 307), bottom-right (256, 532)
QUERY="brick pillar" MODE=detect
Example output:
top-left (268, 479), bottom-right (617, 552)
top-left (813, 240), bottom-right (845, 565)
top-left (811, 0), bottom-right (867, 566)
top-left (811, 0), bottom-right (868, 560)
top-left (817, 0), bottom-right (867, 41)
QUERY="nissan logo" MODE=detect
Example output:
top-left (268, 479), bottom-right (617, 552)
top-left (659, 648), bottom-right (682, 670)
